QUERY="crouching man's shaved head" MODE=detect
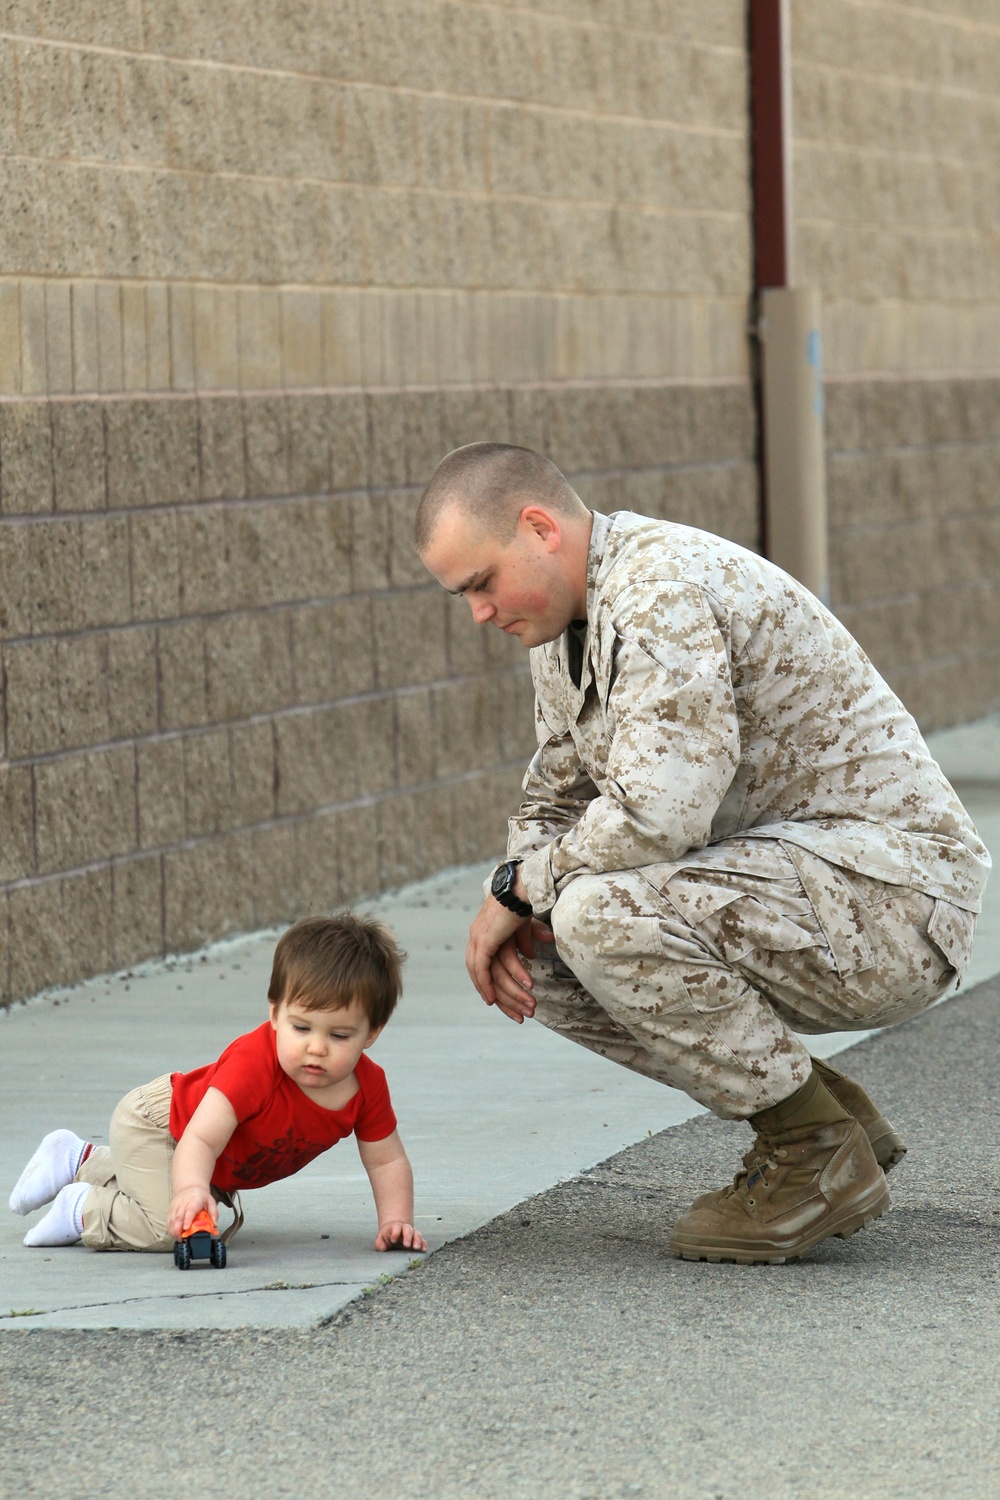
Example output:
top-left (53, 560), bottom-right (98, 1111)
top-left (415, 443), bottom-right (593, 649)
top-left (414, 442), bottom-right (588, 553)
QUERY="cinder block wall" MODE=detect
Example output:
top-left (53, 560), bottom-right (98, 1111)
top-left (0, 3), bottom-right (755, 1002)
top-left (792, 0), bottom-right (1000, 726)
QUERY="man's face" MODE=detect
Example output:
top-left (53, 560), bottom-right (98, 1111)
top-left (420, 504), bottom-right (577, 648)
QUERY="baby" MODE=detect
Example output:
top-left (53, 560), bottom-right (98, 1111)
top-left (10, 913), bottom-right (427, 1256)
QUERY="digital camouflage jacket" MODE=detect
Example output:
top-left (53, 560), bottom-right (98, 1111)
top-left (512, 511), bottom-right (991, 920)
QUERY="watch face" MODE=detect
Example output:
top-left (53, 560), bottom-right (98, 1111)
top-left (490, 865), bottom-right (509, 897)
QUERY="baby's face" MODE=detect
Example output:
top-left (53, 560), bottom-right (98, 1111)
top-left (270, 996), bottom-right (381, 1098)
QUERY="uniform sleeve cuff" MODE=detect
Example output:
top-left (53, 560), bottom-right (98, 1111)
top-left (519, 848), bottom-right (557, 920)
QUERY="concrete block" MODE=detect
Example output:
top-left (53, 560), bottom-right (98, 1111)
top-left (111, 853), bottom-right (164, 968)
top-left (287, 393), bottom-right (334, 496)
top-left (377, 783), bottom-right (455, 892)
top-left (193, 285), bottom-right (239, 392)
top-left (293, 812), bottom-right (340, 916)
top-left (16, 39), bottom-right (74, 160)
top-left (95, 281), bottom-right (123, 392)
top-left (387, 489), bottom-right (426, 588)
top-left (51, 400), bottom-right (106, 510)
top-left (274, 706), bottom-right (351, 816)
top-left (252, 822), bottom-right (302, 929)
top-left (45, 281), bottom-right (74, 393)
top-left (439, 388), bottom-right (512, 454)
top-left (373, 588), bottom-right (448, 690)
top-left (332, 801), bottom-right (379, 905)
top-left (222, 503), bottom-right (286, 611)
top-left (283, 495), bottom-right (353, 601)
top-left (353, 697), bottom-right (398, 800)
top-left (364, 391), bottom-right (408, 489)
top-left (177, 506), bottom-right (234, 615)
top-left (54, 632), bottom-right (109, 750)
top-left (37, 0), bottom-right (145, 49)
top-left (121, 283), bottom-right (148, 391)
top-left (205, 610), bottom-right (293, 723)
top-left (861, 380), bottom-right (928, 450)
top-left (129, 509), bottom-right (180, 620)
top-left (960, 379), bottom-right (1000, 442)
top-left (350, 491), bottom-right (391, 592)
top-left (183, 727), bottom-right (233, 838)
top-left (359, 290), bottom-right (384, 388)
top-left (444, 592), bottom-right (488, 677)
top-left (329, 392), bottom-right (368, 492)
top-left (157, 619), bottom-right (208, 730)
top-left (229, 720), bottom-right (275, 827)
top-left (0, 160), bottom-right (48, 278)
top-left (19, 280), bottom-right (47, 393)
top-left (291, 596), bottom-right (376, 706)
top-left (0, 764), bottom-right (35, 883)
top-left (198, 395), bottom-right (246, 501)
top-left (120, 56), bottom-right (170, 167)
top-left (0, 892), bottom-right (8, 1005)
top-left (97, 167), bottom-right (148, 282)
top-left (0, 283), bottom-right (22, 393)
top-left (0, 400), bottom-right (53, 514)
top-left (18, 517), bottom-right (75, 634)
top-left (395, 687), bottom-right (435, 788)
top-left (281, 291), bottom-right (324, 390)
top-left (243, 395), bottom-right (291, 498)
top-left (107, 626), bottom-right (158, 740)
top-left (322, 290), bottom-right (363, 389)
top-left (452, 768), bottom-right (514, 866)
top-left (163, 833), bottom-right (255, 953)
top-left (105, 396), bottom-right (200, 507)
top-left (137, 736), bottom-right (186, 849)
top-left (400, 390), bottom-right (444, 487)
top-left (34, 745), bottom-right (137, 873)
top-left (168, 283), bottom-right (196, 391)
top-left (8, 879), bottom-right (66, 1001)
top-left (79, 514), bottom-right (131, 628)
top-left (498, 668), bottom-right (538, 765)
top-left (145, 284), bottom-right (171, 391)
top-left (2, 639), bottom-right (60, 758)
top-left (432, 678), bottom-right (501, 778)
top-left (70, 46), bottom-right (121, 163)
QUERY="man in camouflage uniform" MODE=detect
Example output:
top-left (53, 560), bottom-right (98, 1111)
top-left (415, 443), bottom-right (990, 1264)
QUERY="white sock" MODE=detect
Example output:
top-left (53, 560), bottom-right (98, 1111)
top-left (9, 1130), bottom-right (90, 1215)
top-left (23, 1182), bottom-right (89, 1247)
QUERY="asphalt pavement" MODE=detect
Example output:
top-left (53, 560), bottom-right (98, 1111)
top-left (1, 714), bottom-right (998, 1497)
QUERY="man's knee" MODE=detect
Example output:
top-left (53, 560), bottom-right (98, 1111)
top-left (549, 871), bottom-right (669, 993)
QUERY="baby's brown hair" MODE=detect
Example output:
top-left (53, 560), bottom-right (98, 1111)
top-left (268, 913), bottom-right (405, 1031)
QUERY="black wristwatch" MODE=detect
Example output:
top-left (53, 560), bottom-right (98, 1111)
top-left (490, 859), bottom-right (533, 919)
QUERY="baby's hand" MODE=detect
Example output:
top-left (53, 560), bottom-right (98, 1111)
top-left (375, 1221), bottom-right (427, 1253)
top-left (167, 1187), bottom-right (217, 1239)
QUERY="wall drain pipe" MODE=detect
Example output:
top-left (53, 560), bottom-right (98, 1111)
top-left (749, 0), bottom-right (829, 603)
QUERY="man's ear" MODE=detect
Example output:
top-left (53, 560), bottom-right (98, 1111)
top-left (363, 1023), bottom-right (386, 1050)
top-left (520, 505), bottom-right (561, 550)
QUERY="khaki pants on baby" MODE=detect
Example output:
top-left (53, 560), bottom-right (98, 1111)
top-left (75, 1073), bottom-right (177, 1251)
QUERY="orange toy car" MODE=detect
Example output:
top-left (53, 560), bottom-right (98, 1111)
top-left (173, 1209), bottom-right (227, 1270)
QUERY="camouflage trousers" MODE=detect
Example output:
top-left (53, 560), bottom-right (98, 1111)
top-left (530, 838), bottom-right (976, 1119)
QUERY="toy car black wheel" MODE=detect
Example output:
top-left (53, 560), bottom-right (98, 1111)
top-left (210, 1238), bottom-right (227, 1269)
top-left (173, 1239), bottom-right (191, 1270)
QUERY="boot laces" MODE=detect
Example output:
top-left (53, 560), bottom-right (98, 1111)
top-left (726, 1137), bottom-right (789, 1202)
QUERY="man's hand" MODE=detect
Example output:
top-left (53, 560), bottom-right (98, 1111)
top-left (466, 887), bottom-right (555, 1023)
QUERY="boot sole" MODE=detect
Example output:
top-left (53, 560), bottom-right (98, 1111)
top-left (670, 1174), bottom-right (892, 1266)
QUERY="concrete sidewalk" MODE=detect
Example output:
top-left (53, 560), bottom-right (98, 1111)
top-left (2, 715), bottom-right (998, 1330)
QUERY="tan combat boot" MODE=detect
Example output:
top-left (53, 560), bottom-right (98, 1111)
top-left (670, 1071), bottom-right (891, 1265)
top-left (810, 1054), bottom-right (907, 1172)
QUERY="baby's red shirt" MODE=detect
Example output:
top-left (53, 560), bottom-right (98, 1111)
top-left (169, 1022), bottom-right (397, 1191)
